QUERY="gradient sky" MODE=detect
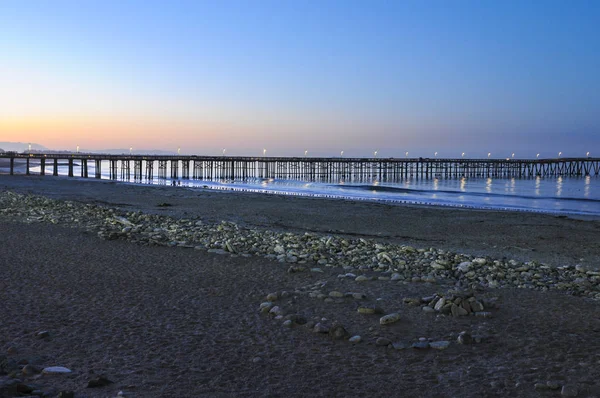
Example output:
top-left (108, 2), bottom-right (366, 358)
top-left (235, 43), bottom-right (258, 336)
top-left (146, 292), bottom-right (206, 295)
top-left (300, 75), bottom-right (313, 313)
top-left (1, 0), bottom-right (599, 157)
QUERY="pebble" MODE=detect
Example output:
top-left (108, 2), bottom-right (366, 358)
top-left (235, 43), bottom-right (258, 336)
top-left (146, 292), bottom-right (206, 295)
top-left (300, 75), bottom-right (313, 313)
top-left (392, 342), bottom-right (409, 350)
top-left (328, 291), bottom-right (344, 298)
top-left (561, 384), bottom-right (578, 397)
top-left (375, 337), bottom-right (391, 346)
top-left (329, 324), bottom-right (349, 340)
top-left (379, 313), bottom-right (401, 325)
top-left (355, 275), bottom-right (369, 282)
top-left (282, 320), bottom-right (293, 328)
top-left (412, 341), bottom-right (430, 349)
top-left (429, 341), bottom-right (450, 350)
top-left (457, 331), bottom-right (473, 345)
top-left (42, 366), bottom-right (72, 374)
top-left (87, 375), bottom-right (113, 388)
top-left (36, 331), bottom-right (50, 339)
top-left (313, 323), bottom-right (330, 333)
top-left (349, 335), bottom-right (362, 344)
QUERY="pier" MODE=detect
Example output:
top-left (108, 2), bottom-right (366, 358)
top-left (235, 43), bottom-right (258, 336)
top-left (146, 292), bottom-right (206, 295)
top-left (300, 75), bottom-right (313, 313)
top-left (1, 153), bottom-right (599, 182)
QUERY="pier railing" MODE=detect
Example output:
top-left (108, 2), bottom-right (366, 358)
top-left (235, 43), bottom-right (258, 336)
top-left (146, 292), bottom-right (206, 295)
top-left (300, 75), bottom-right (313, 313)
top-left (1, 153), bottom-right (599, 181)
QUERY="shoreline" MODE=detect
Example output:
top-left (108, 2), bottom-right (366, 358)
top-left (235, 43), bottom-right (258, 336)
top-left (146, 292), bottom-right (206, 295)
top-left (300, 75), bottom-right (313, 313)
top-left (1, 174), bottom-right (599, 268)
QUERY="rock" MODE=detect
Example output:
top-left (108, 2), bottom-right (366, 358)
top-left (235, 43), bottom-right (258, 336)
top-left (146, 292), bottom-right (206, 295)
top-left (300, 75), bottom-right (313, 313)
top-left (351, 293), bottom-right (366, 300)
top-left (470, 300), bottom-right (484, 312)
top-left (475, 311), bottom-right (493, 318)
top-left (282, 320), bottom-right (293, 328)
top-left (357, 306), bottom-right (383, 315)
top-left (392, 342), bottom-right (409, 350)
top-left (390, 273), bottom-right (403, 281)
top-left (546, 381), bottom-right (561, 390)
top-left (457, 331), bottom-right (473, 345)
top-left (266, 293), bottom-right (278, 301)
top-left (451, 304), bottom-right (468, 316)
top-left (412, 341), bottom-right (430, 349)
top-left (313, 323), bottom-right (330, 333)
top-left (434, 298), bottom-right (446, 311)
top-left (6, 346), bottom-right (17, 355)
top-left (379, 313), bottom-right (401, 325)
top-left (16, 384), bottom-right (34, 394)
top-left (310, 268), bottom-right (324, 273)
top-left (429, 341), bottom-right (450, 350)
top-left (252, 357), bottom-right (262, 363)
top-left (329, 323), bottom-right (350, 340)
top-left (87, 375), bottom-right (113, 388)
top-left (268, 306), bottom-right (283, 316)
top-left (284, 314), bottom-right (307, 325)
top-left (349, 335), bottom-right (362, 344)
top-left (36, 331), bottom-right (50, 339)
top-left (22, 364), bottom-right (41, 375)
top-left (457, 261), bottom-right (472, 272)
top-left (422, 306), bottom-right (435, 314)
top-left (355, 275), bottom-right (369, 282)
top-left (328, 291), bottom-right (344, 298)
top-left (259, 302), bottom-right (274, 313)
top-left (42, 366), bottom-right (72, 374)
top-left (57, 392), bottom-right (75, 398)
top-left (376, 338), bottom-right (391, 346)
top-left (561, 384), bottom-right (578, 397)
top-left (535, 383), bottom-right (550, 391)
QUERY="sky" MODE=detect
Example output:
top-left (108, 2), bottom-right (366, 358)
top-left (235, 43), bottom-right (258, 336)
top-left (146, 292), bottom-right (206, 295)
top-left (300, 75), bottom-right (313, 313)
top-left (0, 0), bottom-right (599, 158)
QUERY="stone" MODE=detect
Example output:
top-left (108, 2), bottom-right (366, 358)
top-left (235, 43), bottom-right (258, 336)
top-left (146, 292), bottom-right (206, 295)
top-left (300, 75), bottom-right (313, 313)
top-left (392, 342), bottom-right (409, 350)
top-left (457, 261), bottom-right (472, 272)
top-left (475, 311), bottom-right (493, 318)
top-left (546, 381), bottom-right (561, 390)
top-left (57, 392), bottom-right (75, 398)
top-left (470, 300), bottom-right (484, 312)
top-left (328, 291), bottom-right (344, 298)
top-left (379, 313), bottom-right (401, 325)
top-left (36, 331), bottom-right (50, 339)
top-left (268, 306), bottom-right (283, 316)
top-left (87, 375), bottom-right (113, 388)
top-left (22, 364), bottom-right (41, 375)
top-left (357, 306), bottom-right (382, 315)
top-left (259, 302), bottom-right (274, 313)
top-left (349, 335), bottom-right (361, 344)
top-left (16, 384), bottom-right (34, 394)
top-left (561, 384), bottom-right (578, 397)
top-left (429, 341), bottom-right (450, 350)
top-left (282, 320), bottom-right (293, 328)
top-left (457, 331), bottom-right (473, 345)
top-left (422, 306), bottom-right (435, 314)
top-left (376, 338), bottom-right (391, 346)
top-left (355, 275), bottom-right (369, 282)
top-left (313, 323), bottom-right (330, 333)
top-left (6, 346), bottom-right (17, 355)
top-left (42, 366), bottom-right (72, 374)
top-left (535, 383), bottom-right (550, 391)
top-left (412, 341), bottom-right (430, 349)
top-left (329, 324), bottom-right (350, 340)
top-left (434, 298), bottom-right (446, 311)
top-left (266, 293), bottom-right (278, 301)
top-left (451, 304), bottom-right (468, 316)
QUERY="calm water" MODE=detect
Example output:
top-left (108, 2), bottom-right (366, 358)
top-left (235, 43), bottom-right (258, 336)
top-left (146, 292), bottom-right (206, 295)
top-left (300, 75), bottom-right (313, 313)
top-left (28, 161), bottom-right (600, 216)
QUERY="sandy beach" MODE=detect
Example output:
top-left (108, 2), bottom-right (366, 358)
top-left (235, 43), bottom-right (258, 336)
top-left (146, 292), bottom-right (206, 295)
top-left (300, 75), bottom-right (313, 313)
top-left (1, 174), bottom-right (600, 397)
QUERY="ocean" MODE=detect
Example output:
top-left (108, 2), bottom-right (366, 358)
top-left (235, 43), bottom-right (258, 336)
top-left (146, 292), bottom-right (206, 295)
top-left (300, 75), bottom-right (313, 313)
top-left (28, 161), bottom-right (600, 217)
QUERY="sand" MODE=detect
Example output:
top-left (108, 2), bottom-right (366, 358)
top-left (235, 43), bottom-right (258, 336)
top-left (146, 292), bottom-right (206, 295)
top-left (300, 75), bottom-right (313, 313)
top-left (1, 174), bottom-right (600, 397)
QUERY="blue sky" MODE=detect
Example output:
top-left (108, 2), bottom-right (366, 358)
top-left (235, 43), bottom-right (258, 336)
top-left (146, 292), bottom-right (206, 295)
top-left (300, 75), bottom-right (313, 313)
top-left (0, 0), bottom-right (599, 157)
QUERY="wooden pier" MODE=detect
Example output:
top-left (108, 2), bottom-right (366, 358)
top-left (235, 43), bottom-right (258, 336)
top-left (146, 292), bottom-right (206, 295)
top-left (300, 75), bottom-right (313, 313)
top-left (1, 153), bottom-right (599, 182)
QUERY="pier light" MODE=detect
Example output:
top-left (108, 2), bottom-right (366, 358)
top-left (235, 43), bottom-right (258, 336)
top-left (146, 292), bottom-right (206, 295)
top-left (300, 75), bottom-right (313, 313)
top-left (488, 152), bottom-right (491, 158)
top-left (558, 152), bottom-right (562, 158)
top-left (405, 151), bottom-right (408, 158)
top-left (374, 150), bottom-right (378, 158)
top-left (222, 148), bottom-right (226, 156)
top-left (263, 148), bottom-right (266, 156)
top-left (28, 143), bottom-right (31, 153)
top-left (586, 151), bottom-right (590, 158)
top-left (76, 145), bottom-right (79, 153)
top-left (536, 153), bottom-right (540, 159)
top-left (341, 150), bottom-right (344, 157)
top-left (434, 152), bottom-right (438, 158)
top-left (130, 147), bottom-right (133, 155)
top-left (304, 150), bottom-right (308, 157)
top-left (178, 147), bottom-right (181, 155)
top-left (512, 153), bottom-right (515, 159)
top-left (461, 152), bottom-right (465, 158)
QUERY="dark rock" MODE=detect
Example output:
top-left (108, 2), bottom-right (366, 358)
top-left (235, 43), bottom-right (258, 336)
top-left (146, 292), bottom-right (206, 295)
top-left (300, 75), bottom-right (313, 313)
top-left (457, 331), bottom-right (473, 345)
top-left (313, 323), bottom-right (330, 333)
top-left (411, 341), bottom-right (430, 349)
top-left (16, 383), bottom-right (34, 394)
top-left (57, 391), bottom-right (75, 398)
top-left (22, 364), bottom-right (41, 376)
top-left (36, 331), bottom-right (50, 339)
top-left (329, 323), bottom-right (350, 340)
top-left (87, 375), bottom-right (113, 388)
top-left (376, 338), bottom-right (392, 346)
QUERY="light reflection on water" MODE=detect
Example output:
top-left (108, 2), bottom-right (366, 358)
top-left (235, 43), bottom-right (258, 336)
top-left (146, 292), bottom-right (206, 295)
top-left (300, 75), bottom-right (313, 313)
top-left (24, 161), bottom-right (600, 216)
